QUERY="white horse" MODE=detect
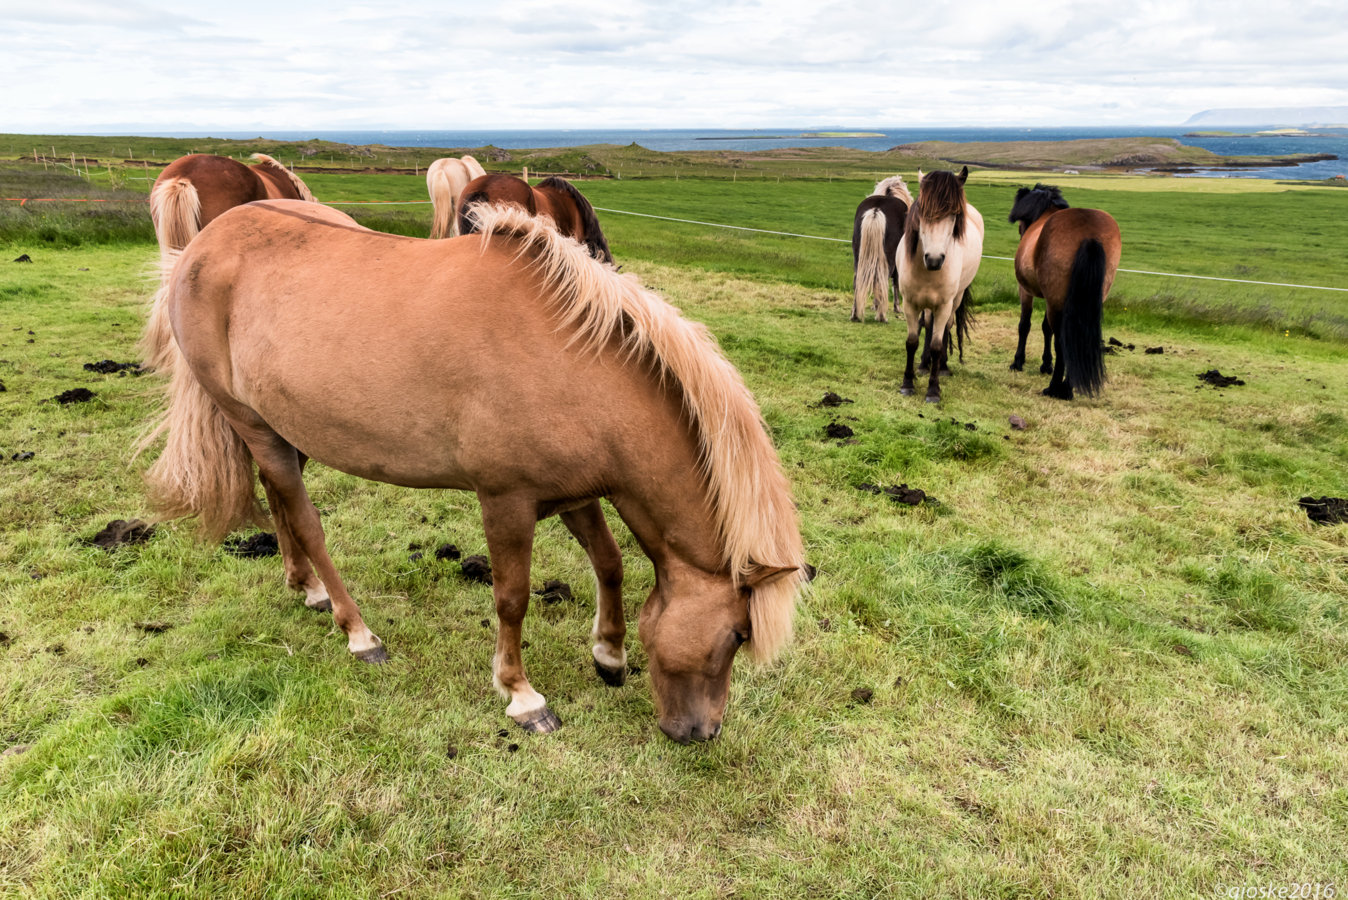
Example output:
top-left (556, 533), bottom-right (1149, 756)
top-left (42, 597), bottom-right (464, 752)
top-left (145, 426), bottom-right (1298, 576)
top-left (896, 166), bottom-right (984, 402)
top-left (426, 155), bottom-right (487, 238)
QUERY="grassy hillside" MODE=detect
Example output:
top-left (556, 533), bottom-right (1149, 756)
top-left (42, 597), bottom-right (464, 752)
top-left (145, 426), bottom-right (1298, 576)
top-left (2, 162), bottom-right (1346, 897)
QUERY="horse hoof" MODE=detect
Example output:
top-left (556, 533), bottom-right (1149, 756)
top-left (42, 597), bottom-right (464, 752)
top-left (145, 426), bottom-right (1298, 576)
top-left (924, 394), bottom-right (941, 404)
top-left (900, 386), bottom-right (914, 396)
top-left (593, 658), bottom-right (627, 687)
top-left (940, 369), bottom-right (952, 377)
top-left (1009, 362), bottom-right (1024, 372)
top-left (1040, 364), bottom-right (1053, 375)
top-left (305, 597), bottom-right (333, 612)
top-left (916, 367), bottom-right (929, 376)
top-left (514, 707), bottom-right (562, 734)
top-left (850, 315), bottom-right (861, 323)
top-left (353, 645), bottom-right (389, 664)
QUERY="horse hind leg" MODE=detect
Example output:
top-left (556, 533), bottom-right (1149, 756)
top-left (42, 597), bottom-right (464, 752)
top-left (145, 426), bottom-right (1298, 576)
top-left (480, 492), bottom-right (561, 734)
top-left (1011, 289), bottom-right (1034, 371)
top-left (240, 423), bottom-right (385, 662)
top-left (1040, 310), bottom-right (1055, 374)
top-left (258, 454), bottom-right (330, 611)
top-left (560, 501), bottom-right (627, 687)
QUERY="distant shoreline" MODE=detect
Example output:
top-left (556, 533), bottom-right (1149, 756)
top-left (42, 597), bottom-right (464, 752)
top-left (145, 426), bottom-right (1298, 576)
top-left (697, 132), bottom-right (887, 141)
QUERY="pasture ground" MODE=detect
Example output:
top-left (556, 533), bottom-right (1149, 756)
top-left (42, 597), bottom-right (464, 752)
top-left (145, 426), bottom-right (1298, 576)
top-left (1, 161), bottom-right (1346, 898)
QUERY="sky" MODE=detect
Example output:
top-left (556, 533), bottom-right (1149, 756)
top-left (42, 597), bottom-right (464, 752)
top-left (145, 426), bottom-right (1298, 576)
top-left (4, 0), bottom-right (1346, 132)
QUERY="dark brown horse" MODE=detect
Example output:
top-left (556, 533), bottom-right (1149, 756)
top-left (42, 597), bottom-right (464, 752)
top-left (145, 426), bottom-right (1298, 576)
top-left (850, 176), bottom-right (911, 323)
top-left (149, 153), bottom-right (316, 256)
top-left (1008, 184), bottom-right (1122, 399)
top-left (139, 200), bottom-right (804, 743)
top-left (457, 173), bottom-right (613, 264)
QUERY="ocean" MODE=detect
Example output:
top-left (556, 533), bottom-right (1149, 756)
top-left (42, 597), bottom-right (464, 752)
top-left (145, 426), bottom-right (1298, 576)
top-left (128, 126), bottom-right (1348, 180)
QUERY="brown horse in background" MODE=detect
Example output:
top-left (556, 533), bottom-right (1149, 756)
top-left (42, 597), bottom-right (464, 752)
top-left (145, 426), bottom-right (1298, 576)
top-left (139, 200), bottom-right (804, 743)
top-left (1008, 184), bottom-right (1122, 399)
top-left (426, 155), bottom-right (486, 238)
top-left (149, 153), bottom-right (316, 258)
top-left (850, 176), bottom-right (911, 323)
top-left (457, 173), bottom-right (614, 264)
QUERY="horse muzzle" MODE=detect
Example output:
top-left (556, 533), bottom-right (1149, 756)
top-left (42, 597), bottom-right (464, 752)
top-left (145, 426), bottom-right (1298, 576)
top-left (659, 717), bottom-right (723, 744)
top-left (924, 254), bottom-right (946, 271)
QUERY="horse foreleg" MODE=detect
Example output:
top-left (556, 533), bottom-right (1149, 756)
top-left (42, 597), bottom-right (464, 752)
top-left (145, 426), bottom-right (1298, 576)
top-left (901, 308), bottom-right (920, 396)
top-left (245, 429), bottom-right (384, 662)
top-left (1011, 288), bottom-right (1033, 371)
top-left (560, 501), bottom-right (627, 688)
top-left (480, 493), bottom-right (559, 734)
top-left (918, 310), bottom-right (933, 375)
top-left (926, 305), bottom-right (953, 403)
top-left (259, 458), bottom-right (330, 612)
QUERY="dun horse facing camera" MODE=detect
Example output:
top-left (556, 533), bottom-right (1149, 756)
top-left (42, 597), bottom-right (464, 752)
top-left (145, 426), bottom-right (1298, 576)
top-left (139, 200), bottom-right (805, 743)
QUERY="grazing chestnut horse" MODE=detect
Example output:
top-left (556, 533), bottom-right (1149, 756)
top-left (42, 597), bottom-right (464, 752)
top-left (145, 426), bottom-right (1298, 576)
top-left (149, 153), bottom-right (316, 258)
top-left (139, 200), bottom-right (805, 743)
top-left (426, 154), bottom-right (486, 238)
top-left (457, 173), bottom-right (614, 264)
top-left (850, 176), bottom-right (911, 323)
top-left (897, 167), bottom-right (984, 402)
top-left (1008, 184), bottom-right (1121, 399)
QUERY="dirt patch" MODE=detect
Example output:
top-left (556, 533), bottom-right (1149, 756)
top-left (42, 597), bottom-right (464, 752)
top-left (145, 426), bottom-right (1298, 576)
top-left (0, 631), bottom-right (9, 647)
top-left (434, 543), bottom-right (462, 561)
top-left (83, 360), bottom-right (143, 376)
top-left (534, 580), bottom-right (573, 604)
top-left (133, 622), bottom-right (173, 634)
top-left (1197, 369), bottom-right (1245, 388)
top-left (825, 422), bottom-right (855, 439)
top-left (460, 555), bottom-right (493, 585)
top-left (90, 519), bottom-right (154, 550)
top-left (1299, 496), bottom-right (1348, 525)
top-left (11, 451), bottom-right (34, 461)
top-left (224, 532), bottom-right (279, 558)
top-left (1107, 337), bottom-right (1136, 352)
top-left (54, 388), bottom-right (96, 405)
top-left (1145, 346), bottom-right (1164, 354)
top-left (857, 483), bottom-right (938, 506)
top-left (851, 687), bottom-right (874, 704)
top-left (14, 254), bottom-right (32, 263)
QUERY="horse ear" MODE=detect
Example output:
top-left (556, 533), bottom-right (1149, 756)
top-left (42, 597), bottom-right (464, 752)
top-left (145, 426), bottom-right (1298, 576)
top-left (958, 165), bottom-right (968, 183)
top-left (917, 169), bottom-right (925, 182)
top-left (743, 564), bottom-right (801, 591)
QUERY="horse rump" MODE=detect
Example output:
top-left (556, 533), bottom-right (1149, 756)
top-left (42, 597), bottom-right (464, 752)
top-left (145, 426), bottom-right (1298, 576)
top-left (1061, 238), bottom-right (1107, 396)
top-left (852, 208), bottom-right (890, 320)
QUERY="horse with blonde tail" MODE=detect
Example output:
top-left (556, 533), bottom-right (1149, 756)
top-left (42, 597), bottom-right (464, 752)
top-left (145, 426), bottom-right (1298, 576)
top-left (897, 167), bottom-right (984, 402)
top-left (850, 176), bottom-right (911, 322)
top-left (139, 200), bottom-right (805, 743)
top-left (1007, 184), bottom-right (1121, 399)
top-left (426, 155), bottom-right (487, 238)
top-left (142, 154), bottom-right (317, 374)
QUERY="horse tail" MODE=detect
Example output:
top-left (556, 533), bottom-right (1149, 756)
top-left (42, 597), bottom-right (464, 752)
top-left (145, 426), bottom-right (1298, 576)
top-left (954, 286), bottom-right (975, 363)
top-left (249, 153), bottom-right (316, 202)
top-left (1061, 238), bottom-right (1107, 396)
top-left (456, 189), bottom-right (491, 236)
top-left (853, 208), bottom-right (889, 318)
top-left (149, 176), bottom-right (201, 257)
top-left (138, 249), bottom-right (182, 375)
top-left (138, 272), bottom-right (266, 541)
top-left (427, 167), bottom-right (457, 239)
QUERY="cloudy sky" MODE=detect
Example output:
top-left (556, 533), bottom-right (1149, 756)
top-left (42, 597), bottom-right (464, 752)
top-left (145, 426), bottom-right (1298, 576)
top-left (5, 0), bottom-right (1345, 132)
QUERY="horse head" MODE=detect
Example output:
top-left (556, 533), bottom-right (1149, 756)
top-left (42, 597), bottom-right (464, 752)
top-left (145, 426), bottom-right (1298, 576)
top-left (638, 563), bottom-right (799, 743)
top-left (906, 167), bottom-right (969, 271)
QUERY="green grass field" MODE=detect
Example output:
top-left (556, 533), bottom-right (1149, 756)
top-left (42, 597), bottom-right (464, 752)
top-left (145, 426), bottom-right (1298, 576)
top-left (2, 157), bottom-right (1346, 898)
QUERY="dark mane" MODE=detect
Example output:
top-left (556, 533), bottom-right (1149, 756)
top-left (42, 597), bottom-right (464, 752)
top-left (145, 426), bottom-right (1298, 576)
top-left (538, 176), bottom-right (614, 264)
top-left (1008, 183), bottom-right (1069, 227)
top-left (904, 169), bottom-right (967, 259)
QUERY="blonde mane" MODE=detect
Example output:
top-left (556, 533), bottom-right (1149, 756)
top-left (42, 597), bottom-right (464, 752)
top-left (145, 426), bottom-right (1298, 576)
top-left (872, 175), bottom-right (912, 203)
top-left (469, 204), bottom-right (806, 661)
top-left (250, 153), bottom-right (316, 202)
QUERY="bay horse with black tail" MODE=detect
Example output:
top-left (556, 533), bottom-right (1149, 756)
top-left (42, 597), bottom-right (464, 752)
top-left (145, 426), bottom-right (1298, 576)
top-left (139, 200), bottom-right (804, 743)
top-left (457, 173), bottom-right (614, 264)
top-left (897, 167), bottom-right (984, 402)
top-left (850, 176), bottom-right (911, 323)
top-left (1008, 184), bottom-right (1122, 399)
top-left (149, 153), bottom-right (316, 259)
top-left (426, 154), bottom-right (486, 238)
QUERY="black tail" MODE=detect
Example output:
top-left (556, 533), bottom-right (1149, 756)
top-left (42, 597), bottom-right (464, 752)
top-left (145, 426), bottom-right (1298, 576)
top-left (456, 189), bottom-right (491, 236)
top-left (954, 287), bottom-right (975, 363)
top-left (1061, 239), bottom-right (1107, 396)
